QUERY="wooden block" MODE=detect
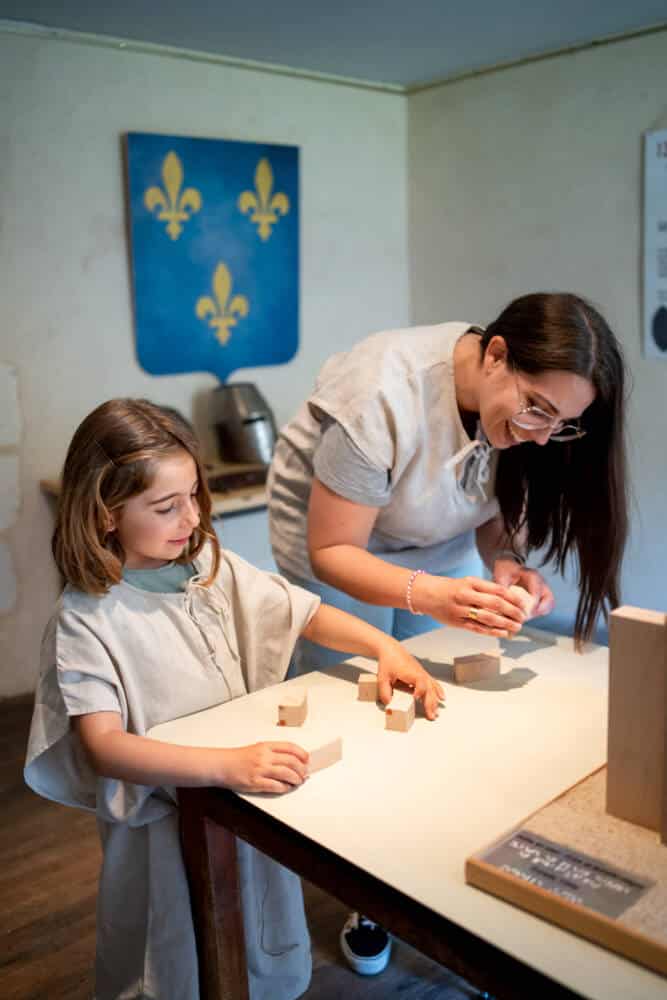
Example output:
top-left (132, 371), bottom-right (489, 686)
top-left (277, 687), bottom-right (308, 727)
top-left (358, 673), bottom-right (378, 701)
top-left (607, 606), bottom-right (667, 835)
top-left (508, 584), bottom-right (538, 619)
top-left (307, 735), bottom-right (343, 774)
top-left (453, 651), bottom-right (501, 684)
top-left (385, 690), bottom-right (415, 732)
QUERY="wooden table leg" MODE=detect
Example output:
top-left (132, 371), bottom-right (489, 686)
top-left (179, 788), bottom-right (250, 1000)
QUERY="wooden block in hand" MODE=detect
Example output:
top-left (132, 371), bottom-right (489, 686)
top-left (453, 651), bottom-right (501, 684)
top-left (385, 690), bottom-right (415, 732)
top-left (307, 735), bottom-right (343, 774)
top-left (508, 584), bottom-right (538, 619)
top-left (277, 687), bottom-right (308, 727)
top-left (358, 673), bottom-right (378, 701)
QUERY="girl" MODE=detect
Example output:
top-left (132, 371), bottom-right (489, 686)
top-left (24, 398), bottom-right (442, 1000)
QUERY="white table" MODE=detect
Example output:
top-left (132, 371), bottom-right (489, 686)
top-left (150, 625), bottom-right (666, 1000)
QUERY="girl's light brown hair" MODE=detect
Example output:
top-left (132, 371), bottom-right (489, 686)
top-left (53, 398), bottom-right (221, 594)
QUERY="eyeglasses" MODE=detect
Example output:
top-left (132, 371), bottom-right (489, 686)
top-left (511, 373), bottom-right (587, 442)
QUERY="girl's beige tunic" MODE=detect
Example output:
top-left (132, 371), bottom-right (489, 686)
top-left (25, 547), bottom-right (320, 1000)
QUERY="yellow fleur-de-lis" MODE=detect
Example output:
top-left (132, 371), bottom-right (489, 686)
top-left (238, 158), bottom-right (289, 241)
top-left (144, 151), bottom-right (202, 240)
top-left (195, 263), bottom-right (249, 345)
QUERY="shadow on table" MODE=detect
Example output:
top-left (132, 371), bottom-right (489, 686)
top-left (416, 656), bottom-right (537, 692)
top-left (321, 628), bottom-right (558, 694)
top-left (500, 627), bottom-right (558, 660)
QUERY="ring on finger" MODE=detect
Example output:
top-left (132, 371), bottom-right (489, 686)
top-left (467, 607), bottom-right (480, 621)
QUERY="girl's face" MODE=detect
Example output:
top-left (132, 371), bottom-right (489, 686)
top-left (478, 336), bottom-right (596, 449)
top-left (110, 449), bottom-right (201, 570)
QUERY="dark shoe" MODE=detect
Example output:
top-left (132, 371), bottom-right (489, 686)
top-left (340, 912), bottom-right (391, 975)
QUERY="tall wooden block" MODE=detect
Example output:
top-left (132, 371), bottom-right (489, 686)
top-left (606, 606), bottom-right (667, 837)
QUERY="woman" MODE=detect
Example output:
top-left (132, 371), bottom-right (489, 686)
top-left (269, 293), bottom-right (627, 668)
top-left (269, 292), bottom-right (628, 973)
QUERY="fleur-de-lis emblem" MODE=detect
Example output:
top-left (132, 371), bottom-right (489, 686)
top-left (144, 151), bottom-right (202, 240)
top-left (238, 158), bottom-right (289, 241)
top-left (196, 263), bottom-right (249, 345)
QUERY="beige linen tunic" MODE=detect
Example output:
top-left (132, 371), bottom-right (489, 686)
top-left (25, 547), bottom-right (320, 1000)
top-left (269, 322), bottom-right (500, 581)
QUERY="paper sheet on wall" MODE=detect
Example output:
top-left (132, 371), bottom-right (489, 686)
top-left (643, 128), bottom-right (667, 359)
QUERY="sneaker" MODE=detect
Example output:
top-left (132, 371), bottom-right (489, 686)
top-left (340, 912), bottom-right (391, 975)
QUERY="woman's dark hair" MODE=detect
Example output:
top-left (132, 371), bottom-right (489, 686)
top-left (53, 398), bottom-right (220, 594)
top-left (481, 292), bottom-right (628, 645)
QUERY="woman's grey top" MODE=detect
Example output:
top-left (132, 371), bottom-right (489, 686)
top-left (268, 322), bottom-right (499, 581)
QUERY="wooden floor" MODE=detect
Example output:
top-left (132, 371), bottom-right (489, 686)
top-left (2, 698), bottom-right (480, 999)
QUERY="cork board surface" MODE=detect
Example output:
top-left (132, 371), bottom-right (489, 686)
top-left (467, 767), bottom-right (667, 976)
top-left (524, 768), bottom-right (667, 943)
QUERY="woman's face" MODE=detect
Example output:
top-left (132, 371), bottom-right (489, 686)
top-left (478, 336), bottom-right (596, 449)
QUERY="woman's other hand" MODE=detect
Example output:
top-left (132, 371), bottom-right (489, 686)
top-left (493, 558), bottom-right (555, 618)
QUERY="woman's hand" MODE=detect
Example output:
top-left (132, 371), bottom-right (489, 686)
top-left (492, 558), bottom-right (555, 617)
top-left (413, 573), bottom-right (526, 637)
top-left (218, 742), bottom-right (309, 794)
top-left (375, 640), bottom-right (444, 720)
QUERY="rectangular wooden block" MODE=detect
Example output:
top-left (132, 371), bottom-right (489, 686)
top-left (385, 690), bottom-right (415, 732)
top-left (607, 606), bottom-right (667, 835)
top-left (307, 735), bottom-right (343, 774)
top-left (277, 687), bottom-right (308, 727)
top-left (453, 651), bottom-right (501, 684)
top-left (358, 673), bottom-right (378, 701)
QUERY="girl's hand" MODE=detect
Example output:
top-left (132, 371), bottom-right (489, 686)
top-left (376, 641), bottom-right (444, 720)
top-left (219, 741), bottom-right (309, 794)
top-left (414, 573), bottom-right (526, 637)
top-left (492, 559), bottom-right (555, 618)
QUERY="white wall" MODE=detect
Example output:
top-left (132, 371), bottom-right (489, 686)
top-left (408, 31), bottom-right (667, 636)
top-left (0, 31), bottom-right (408, 697)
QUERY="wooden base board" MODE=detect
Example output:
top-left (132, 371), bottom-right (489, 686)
top-left (466, 767), bottom-right (667, 977)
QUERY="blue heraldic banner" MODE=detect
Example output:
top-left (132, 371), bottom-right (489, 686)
top-left (125, 132), bottom-right (299, 383)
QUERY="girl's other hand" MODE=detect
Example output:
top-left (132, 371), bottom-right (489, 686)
top-left (376, 642), bottom-right (444, 720)
top-left (219, 741), bottom-right (309, 794)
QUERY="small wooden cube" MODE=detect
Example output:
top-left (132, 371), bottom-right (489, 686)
top-left (385, 690), bottom-right (415, 732)
top-left (508, 584), bottom-right (537, 619)
top-left (277, 687), bottom-right (308, 727)
top-left (358, 674), bottom-right (379, 701)
top-left (453, 651), bottom-right (501, 684)
top-left (307, 735), bottom-right (343, 774)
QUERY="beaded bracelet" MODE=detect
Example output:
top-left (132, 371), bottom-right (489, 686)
top-left (406, 569), bottom-right (425, 615)
top-left (494, 548), bottom-right (526, 566)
